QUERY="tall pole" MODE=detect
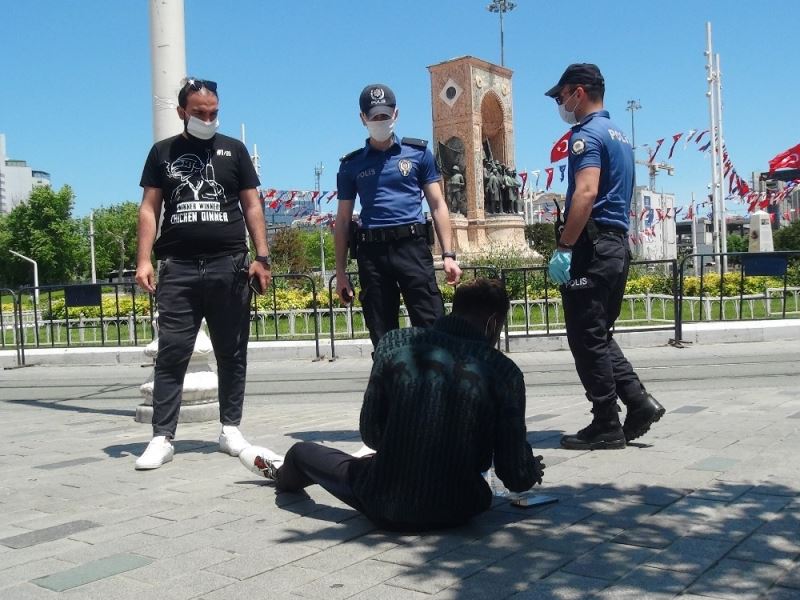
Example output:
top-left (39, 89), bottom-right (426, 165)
top-left (705, 22), bottom-right (722, 275)
top-left (10, 250), bottom-right (39, 305)
top-left (89, 211), bottom-right (97, 284)
top-left (714, 53), bottom-right (728, 273)
top-left (626, 100), bottom-right (642, 251)
top-left (149, 0), bottom-right (187, 143)
top-left (487, 1), bottom-right (516, 67)
top-left (690, 192), bottom-right (698, 276)
top-left (314, 163), bottom-right (326, 285)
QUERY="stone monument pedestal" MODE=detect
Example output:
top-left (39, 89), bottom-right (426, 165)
top-left (136, 320), bottom-right (220, 424)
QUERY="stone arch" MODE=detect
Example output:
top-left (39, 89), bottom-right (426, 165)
top-left (480, 90), bottom-right (507, 165)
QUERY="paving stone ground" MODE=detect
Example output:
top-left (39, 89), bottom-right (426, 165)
top-left (1, 339), bottom-right (798, 599)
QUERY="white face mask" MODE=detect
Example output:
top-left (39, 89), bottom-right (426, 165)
top-left (186, 115), bottom-right (219, 140)
top-left (558, 90), bottom-right (579, 125)
top-left (365, 117), bottom-right (396, 142)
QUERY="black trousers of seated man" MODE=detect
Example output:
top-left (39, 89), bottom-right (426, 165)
top-left (560, 231), bottom-right (648, 418)
top-left (275, 442), bottom-right (371, 513)
top-left (356, 235), bottom-right (444, 348)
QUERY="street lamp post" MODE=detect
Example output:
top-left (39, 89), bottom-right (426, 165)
top-left (487, 0), bottom-right (516, 67)
top-left (9, 250), bottom-right (39, 305)
top-left (314, 162), bottom-right (326, 285)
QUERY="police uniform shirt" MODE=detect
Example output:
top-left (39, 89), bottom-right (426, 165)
top-left (336, 135), bottom-right (441, 229)
top-left (565, 110), bottom-right (633, 232)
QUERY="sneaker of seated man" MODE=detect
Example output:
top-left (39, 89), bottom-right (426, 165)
top-left (239, 278), bottom-right (545, 531)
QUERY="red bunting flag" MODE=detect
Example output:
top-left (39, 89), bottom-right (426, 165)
top-left (655, 208), bottom-right (664, 222)
top-left (695, 130), bottom-right (709, 144)
top-left (545, 167), bottom-right (554, 190)
top-left (686, 203), bottom-right (694, 221)
top-left (784, 211), bottom-right (792, 222)
top-left (550, 131), bottom-right (572, 163)
top-left (649, 139), bottom-right (665, 164)
top-left (769, 143), bottom-right (800, 172)
top-left (738, 177), bottom-right (750, 196)
top-left (519, 171), bottom-right (528, 195)
top-left (640, 207), bottom-right (649, 219)
top-left (667, 133), bottom-right (682, 159)
top-left (326, 190), bottom-right (338, 203)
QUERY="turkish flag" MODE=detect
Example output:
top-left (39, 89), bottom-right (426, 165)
top-left (550, 131), bottom-right (572, 163)
top-left (769, 143), bottom-right (800, 172)
top-left (686, 204), bottom-right (694, 221)
top-left (545, 167), bottom-right (554, 190)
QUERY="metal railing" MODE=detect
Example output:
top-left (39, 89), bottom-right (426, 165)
top-left (674, 251), bottom-right (800, 343)
top-left (3, 252), bottom-right (797, 365)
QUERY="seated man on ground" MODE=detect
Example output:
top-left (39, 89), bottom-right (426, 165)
top-left (240, 278), bottom-right (545, 531)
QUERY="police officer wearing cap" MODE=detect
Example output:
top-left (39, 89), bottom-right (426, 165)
top-left (544, 64), bottom-right (665, 450)
top-left (335, 83), bottom-right (462, 348)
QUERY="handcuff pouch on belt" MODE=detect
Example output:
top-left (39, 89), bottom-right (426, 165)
top-left (554, 199), bottom-right (600, 246)
top-left (348, 220), bottom-right (359, 260)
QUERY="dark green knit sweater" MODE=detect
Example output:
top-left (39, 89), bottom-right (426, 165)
top-left (352, 314), bottom-right (540, 529)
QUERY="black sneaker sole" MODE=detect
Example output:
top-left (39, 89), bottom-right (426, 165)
top-left (560, 438), bottom-right (626, 451)
top-left (623, 407), bottom-right (666, 443)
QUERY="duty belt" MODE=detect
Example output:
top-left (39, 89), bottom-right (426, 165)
top-left (357, 223), bottom-right (426, 244)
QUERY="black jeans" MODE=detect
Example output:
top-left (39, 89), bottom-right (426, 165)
top-left (357, 236), bottom-right (444, 347)
top-left (276, 442), bottom-right (371, 513)
top-left (561, 232), bottom-right (644, 412)
top-left (152, 252), bottom-right (251, 438)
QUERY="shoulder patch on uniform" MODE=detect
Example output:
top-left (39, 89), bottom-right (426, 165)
top-left (339, 148), bottom-right (361, 162)
top-left (401, 137), bottom-right (428, 148)
top-left (571, 138), bottom-right (586, 155)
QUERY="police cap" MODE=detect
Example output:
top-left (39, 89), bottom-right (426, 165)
top-left (359, 84), bottom-right (396, 118)
top-left (545, 64), bottom-right (605, 98)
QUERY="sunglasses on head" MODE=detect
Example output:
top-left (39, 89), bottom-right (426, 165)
top-left (185, 78), bottom-right (217, 93)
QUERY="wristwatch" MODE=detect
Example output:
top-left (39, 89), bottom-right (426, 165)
top-left (441, 251), bottom-right (457, 261)
top-left (254, 255), bottom-right (272, 268)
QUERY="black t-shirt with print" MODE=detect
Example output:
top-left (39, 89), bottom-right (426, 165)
top-left (139, 133), bottom-right (260, 259)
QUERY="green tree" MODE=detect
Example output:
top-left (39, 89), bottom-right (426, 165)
top-left (270, 226), bottom-right (311, 275)
top-left (1, 185), bottom-right (83, 286)
top-left (774, 221), bottom-right (800, 251)
top-left (726, 233), bottom-right (748, 253)
top-left (300, 228), bottom-right (335, 272)
top-left (86, 202), bottom-right (140, 280)
top-left (525, 222), bottom-right (556, 260)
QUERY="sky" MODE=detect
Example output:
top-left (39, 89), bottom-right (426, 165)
top-left (2, 0), bottom-right (798, 218)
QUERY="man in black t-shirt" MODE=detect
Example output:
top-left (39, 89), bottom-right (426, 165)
top-left (134, 77), bottom-right (272, 470)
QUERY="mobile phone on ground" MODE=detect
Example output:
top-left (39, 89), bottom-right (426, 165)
top-left (510, 494), bottom-right (559, 509)
top-left (249, 277), bottom-right (264, 295)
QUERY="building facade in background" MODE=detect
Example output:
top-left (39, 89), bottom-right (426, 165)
top-left (0, 134), bottom-right (50, 214)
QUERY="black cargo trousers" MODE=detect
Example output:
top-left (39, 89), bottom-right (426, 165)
top-left (151, 252), bottom-right (251, 438)
top-left (356, 235), bottom-right (444, 348)
top-left (560, 229), bottom-right (645, 413)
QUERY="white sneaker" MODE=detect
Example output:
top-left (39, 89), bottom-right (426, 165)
top-left (352, 444), bottom-right (376, 458)
top-left (219, 426), bottom-right (249, 456)
top-left (238, 445), bottom-right (284, 479)
top-left (135, 436), bottom-right (174, 470)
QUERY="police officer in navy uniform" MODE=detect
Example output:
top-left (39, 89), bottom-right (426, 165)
top-left (335, 84), bottom-right (462, 348)
top-left (544, 64), bottom-right (665, 450)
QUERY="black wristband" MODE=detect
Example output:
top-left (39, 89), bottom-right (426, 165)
top-left (441, 251), bottom-right (457, 261)
top-left (254, 255), bottom-right (272, 267)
